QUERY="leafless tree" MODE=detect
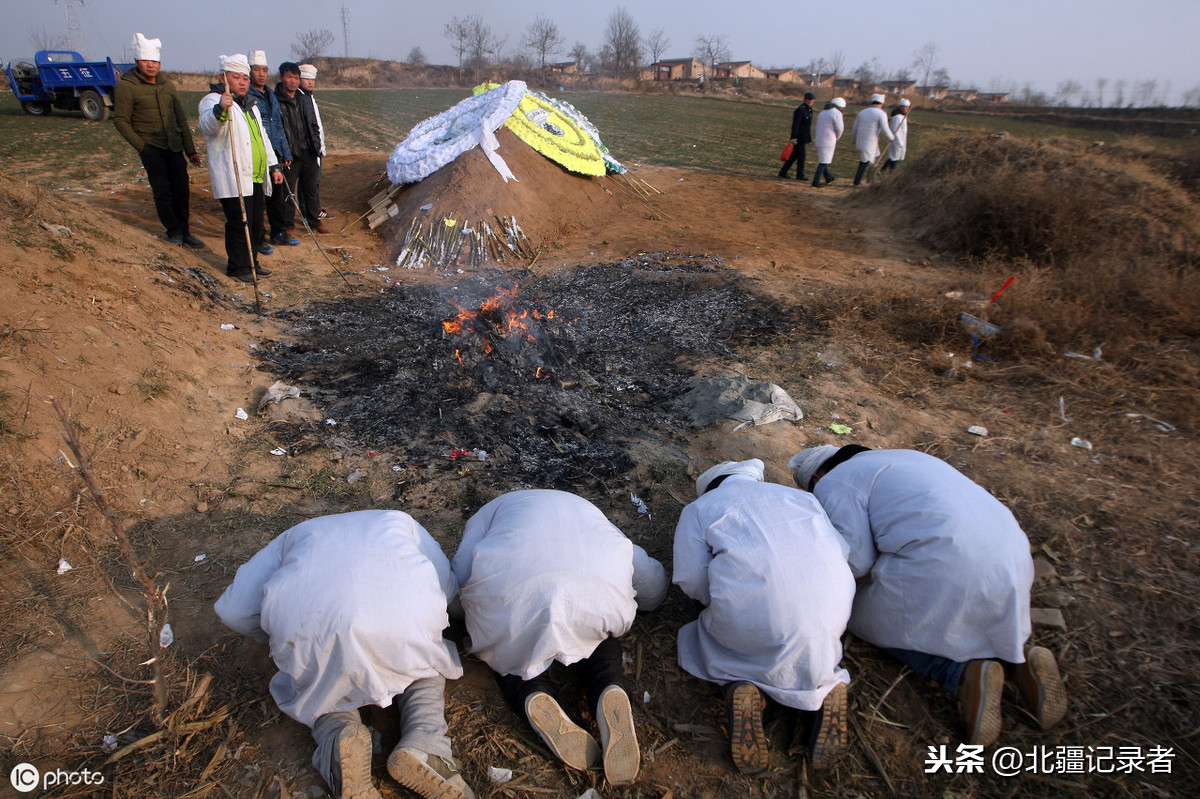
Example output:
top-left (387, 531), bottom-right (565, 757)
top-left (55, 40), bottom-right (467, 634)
top-left (644, 28), bottom-right (671, 65)
top-left (827, 49), bottom-right (846, 81)
top-left (911, 41), bottom-right (938, 91)
top-left (444, 16), bottom-right (472, 69)
top-left (1055, 79), bottom-right (1082, 106)
top-left (603, 7), bottom-right (642, 79)
top-left (694, 34), bottom-right (731, 73)
top-left (570, 42), bottom-right (589, 68)
top-left (465, 16), bottom-right (505, 80)
top-left (406, 47), bottom-right (427, 65)
top-left (1113, 79), bottom-right (1127, 108)
top-left (931, 67), bottom-right (951, 87)
top-left (1182, 84), bottom-right (1200, 108)
top-left (28, 26), bottom-right (66, 52)
top-left (1134, 79), bottom-right (1161, 107)
top-left (290, 29), bottom-right (336, 62)
top-left (808, 57), bottom-right (827, 86)
top-left (1095, 77), bottom-right (1108, 107)
top-left (522, 16), bottom-right (564, 69)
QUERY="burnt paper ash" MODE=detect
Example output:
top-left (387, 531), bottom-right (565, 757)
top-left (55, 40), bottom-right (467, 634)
top-left (260, 254), bottom-right (800, 490)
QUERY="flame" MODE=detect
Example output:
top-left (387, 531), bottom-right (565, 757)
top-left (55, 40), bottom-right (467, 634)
top-left (441, 282), bottom-right (555, 360)
top-left (454, 349), bottom-right (464, 367)
top-left (535, 366), bottom-right (543, 378)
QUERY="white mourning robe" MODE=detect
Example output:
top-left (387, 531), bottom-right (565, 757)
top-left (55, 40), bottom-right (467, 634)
top-left (214, 510), bottom-right (463, 728)
top-left (851, 105), bottom-right (895, 162)
top-left (887, 113), bottom-right (908, 161)
top-left (673, 477), bottom-right (854, 711)
top-left (813, 449), bottom-right (1033, 663)
top-left (451, 489), bottom-right (667, 679)
top-left (813, 107), bottom-right (844, 163)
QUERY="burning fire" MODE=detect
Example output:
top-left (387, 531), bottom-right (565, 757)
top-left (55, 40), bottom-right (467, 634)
top-left (442, 283), bottom-right (551, 361)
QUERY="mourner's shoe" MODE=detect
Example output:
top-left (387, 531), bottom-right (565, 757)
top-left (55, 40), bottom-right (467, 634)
top-left (319, 209), bottom-right (337, 219)
top-left (166, 234), bottom-right (184, 246)
top-left (181, 234), bottom-right (205, 249)
top-left (1013, 645), bottom-right (1067, 730)
top-left (329, 721), bottom-right (382, 799)
top-left (387, 746), bottom-right (475, 799)
top-left (258, 244), bottom-right (274, 255)
top-left (272, 231), bottom-right (301, 245)
top-left (525, 692), bottom-right (600, 770)
top-left (596, 685), bottom-right (639, 784)
top-left (805, 681), bottom-right (848, 768)
top-left (313, 222), bottom-right (331, 234)
top-left (958, 660), bottom-right (1004, 747)
top-left (727, 681), bottom-right (768, 775)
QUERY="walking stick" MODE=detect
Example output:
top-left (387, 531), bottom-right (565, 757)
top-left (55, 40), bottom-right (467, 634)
top-left (222, 74), bottom-right (262, 314)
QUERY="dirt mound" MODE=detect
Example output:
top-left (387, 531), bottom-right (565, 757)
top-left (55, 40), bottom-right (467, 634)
top-left (377, 127), bottom-right (614, 260)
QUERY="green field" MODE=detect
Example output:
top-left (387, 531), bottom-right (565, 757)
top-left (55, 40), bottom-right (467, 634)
top-left (0, 88), bottom-right (1184, 189)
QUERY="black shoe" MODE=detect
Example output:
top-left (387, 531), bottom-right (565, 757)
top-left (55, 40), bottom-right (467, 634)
top-left (253, 265), bottom-right (272, 277)
top-left (777, 172), bottom-right (788, 179)
top-left (258, 244), bottom-right (274, 255)
top-left (798, 175), bottom-right (808, 181)
top-left (181, 234), bottom-right (204, 249)
top-left (166, 234), bottom-right (184, 246)
top-left (227, 266), bottom-right (272, 283)
top-left (272, 232), bottom-right (301, 245)
top-left (826, 176), bottom-right (836, 185)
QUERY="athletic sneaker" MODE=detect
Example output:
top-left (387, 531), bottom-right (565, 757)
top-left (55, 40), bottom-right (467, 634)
top-left (272, 231), bottom-right (301, 245)
top-left (386, 747), bottom-right (474, 799)
top-left (319, 209), bottom-right (337, 219)
top-left (596, 685), bottom-right (639, 784)
top-left (958, 660), bottom-right (1004, 747)
top-left (727, 681), bottom-right (768, 775)
top-left (1014, 645), bottom-right (1067, 729)
top-left (329, 721), bottom-right (383, 799)
top-left (806, 681), bottom-right (848, 768)
top-left (524, 691), bottom-right (600, 770)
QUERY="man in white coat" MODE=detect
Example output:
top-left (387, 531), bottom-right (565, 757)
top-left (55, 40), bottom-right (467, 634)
top-left (214, 511), bottom-right (476, 799)
top-left (811, 97), bottom-right (846, 188)
top-left (673, 459), bottom-right (855, 772)
top-left (851, 94), bottom-right (895, 186)
top-left (198, 54), bottom-right (284, 282)
top-left (451, 489), bottom-right (667, 786)
top-left (880, 99), bottom-right (910, 173)
top-left (790, 445), bottom-right (1068, 747)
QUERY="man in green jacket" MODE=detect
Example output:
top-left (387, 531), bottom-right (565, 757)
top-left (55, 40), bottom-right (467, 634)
top-left (112, 33), bottom-right (203, 249)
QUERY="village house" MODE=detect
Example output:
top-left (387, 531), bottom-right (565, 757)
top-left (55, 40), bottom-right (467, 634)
top-left (977, 91), bottom-right (1011, 103)
top-left (800, 73), bottom-right (836, 88)
top-left (714, 61), bottom-right (767, 80)
top-left (762, 68), bottom-right (802, 83)
top-left (547, 61), bottom-right (578, 74)
top-left (944, 88), bottom-right (980, 101)
top-left (645, 58), bottom-right (707, 81)
top-left (918, 84), bottom-right (950, 99)
top-left (879, 79), bottom-right (918, 97)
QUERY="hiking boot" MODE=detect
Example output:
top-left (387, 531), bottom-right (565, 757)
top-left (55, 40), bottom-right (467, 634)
top-left (525, 692), bottom-right (600, 770)
top-left (1014, 645), bottom-right (1067, 729)
top-left (596, 685), bottom-right (639, 784)
top-left (386, 747), bottom-right (474, 799)
top-left (958, 660), bottom-right (1004, 747)
top-left (329, 721), bottom-right (382, 799)
top-left (272, 231), bottom-right (301, 245)
top-left (806, 681), bottom-right (848, 768)
top-left (727, 681), bottom-right (768, 775)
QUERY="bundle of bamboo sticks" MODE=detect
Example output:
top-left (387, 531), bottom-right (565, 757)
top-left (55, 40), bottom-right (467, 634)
top-left (395, 214), bottom-right (537, 270)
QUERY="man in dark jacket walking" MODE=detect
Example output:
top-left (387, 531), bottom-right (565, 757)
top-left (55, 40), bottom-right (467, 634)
top-left (274, 62), bottom-right (326, 241)
top-left (112, 33), bottom-right (203, 248)
top-left (779, 92), bottom-right (816, 181)
top-left (247, 51), bottom-right (294, 252)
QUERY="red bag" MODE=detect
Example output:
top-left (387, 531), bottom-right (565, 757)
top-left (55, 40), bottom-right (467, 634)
top-left (780, 142), bottom-right (794, 161)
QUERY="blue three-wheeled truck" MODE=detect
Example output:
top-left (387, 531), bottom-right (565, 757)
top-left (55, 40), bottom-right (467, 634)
top-left (5, 50), bottom-right (135, 121)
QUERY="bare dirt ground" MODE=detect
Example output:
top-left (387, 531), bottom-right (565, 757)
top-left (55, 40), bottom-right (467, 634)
top-left (1, 137), bottom-right (1196, 799)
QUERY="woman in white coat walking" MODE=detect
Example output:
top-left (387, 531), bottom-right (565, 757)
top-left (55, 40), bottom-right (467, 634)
top-left (811, 97), bottom-right (846, 188)
top-left (880, 99), bottom-right (911, 173)
top-left (674, 459), bottom-right (854, 772)
top-left (198, 54), bottom-right (283, 282)
top-left (790, 445), bottom-right (1068, 748)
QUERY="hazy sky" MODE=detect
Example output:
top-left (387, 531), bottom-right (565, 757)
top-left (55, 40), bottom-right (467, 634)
top-left (4, 0), bottom-right (1196, 102)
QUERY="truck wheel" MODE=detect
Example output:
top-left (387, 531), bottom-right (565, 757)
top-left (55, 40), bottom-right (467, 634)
top-left (79, 90), bottom-right (109, 122)
top-left (21, 101), bottom-right (53, 116)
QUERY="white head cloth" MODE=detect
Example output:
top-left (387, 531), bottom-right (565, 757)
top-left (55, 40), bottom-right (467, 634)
top-left (871, 93), bottom-right (886, 104)
top-left (299, 64), bottom-right (318, 80)
top-left (830, 97), bottom-right (846, 108)
top-left (220, 54), bottom-right (250, 76)
top-left (248, 50), bottom-right (268, 67)
top-left (789, 446), bottom-right (838, 490)
top-left (695, 458), bottom-right (765, 497)
top-left (133, 33), bottom-right (162, 61)
top-left (899, 98), bottom-right (911, 107)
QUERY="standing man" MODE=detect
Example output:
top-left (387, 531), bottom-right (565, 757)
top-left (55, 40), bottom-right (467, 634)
top-left (275, 62), bottom-right (324, 241)
top-left (112, 33), bottom-right (203, 249)
top-left (673, 459), bottom-right (854, 773)
top-left (198, 54), bottom-right (282, 283)
top-left (451, 489), bottom-right (667, 786)
top-left (851, 94), bottom-right (894, 186)
top-left (215, 511), bottom-right (477, 799)
top-left (811, 97), bottom-right (845, 188)
top-left (789, 445), bottom-right (1068, 747)
top-left (880, 99), bottom-right (911, 173)
top-left (247, 50), bottom-right (292, 255)
top-left (298, 64), bottom-right (334, 227)
top-left (778, 92), bottom-right (816, 181)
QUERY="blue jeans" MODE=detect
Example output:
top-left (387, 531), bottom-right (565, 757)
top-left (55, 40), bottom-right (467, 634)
top-left (812, 163), bottom-right (833, 186)
top-left (886, 648), bottom-right (967, 694)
